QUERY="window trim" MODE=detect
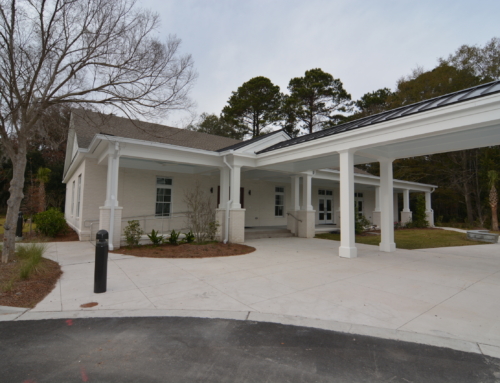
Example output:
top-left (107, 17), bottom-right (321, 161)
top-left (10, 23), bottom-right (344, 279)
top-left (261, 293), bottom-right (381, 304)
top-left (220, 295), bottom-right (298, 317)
top-left (155, 176), bottom-right (173, 217)
top-left (71, 180), bottom-right (75, 217)
top-left (274, 186), bottom-right (285, 217)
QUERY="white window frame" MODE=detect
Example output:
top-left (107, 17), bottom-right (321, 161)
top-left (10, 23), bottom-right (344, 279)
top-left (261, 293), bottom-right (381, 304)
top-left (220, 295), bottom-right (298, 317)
top-left (155, 176), bottom-right (173, 217)
top-left (71, 180), bottom-right (75, 216)
top-left (76, 174), bottom-right (81, 218)
top-left (275, 186), bottom-right (284, 217)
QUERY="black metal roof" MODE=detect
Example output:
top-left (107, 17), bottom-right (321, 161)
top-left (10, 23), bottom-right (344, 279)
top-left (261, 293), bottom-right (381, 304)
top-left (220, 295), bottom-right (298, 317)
top-left (216, 129), bottom-right (289, 152)
top-left (256, 80), bottom-right (500, 154)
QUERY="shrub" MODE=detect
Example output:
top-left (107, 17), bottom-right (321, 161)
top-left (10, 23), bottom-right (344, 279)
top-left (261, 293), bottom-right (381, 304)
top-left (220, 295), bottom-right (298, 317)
top-left (33, 208), bottom-right (67, 237)
top-left (123, 220), bottom-right (144, 247)
top-left (407, 194), bottom-right (429, 228)
top-left (147, 229), bottom-right (164, 246)
top-left (184, 182), bottom-right (219, 243)
top-left (355, 213), bottom-right (371, 235)
top-left (16, 243), bottom-right (46, 280)
top-left (168, 229), bottom-right (180, 245)
top-left (184, 231), bottom-right (195, 244)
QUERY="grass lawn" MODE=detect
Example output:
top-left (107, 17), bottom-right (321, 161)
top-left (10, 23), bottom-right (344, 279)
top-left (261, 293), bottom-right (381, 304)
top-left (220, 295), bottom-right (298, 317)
top-left (315, 228), bottom-right (491, 250)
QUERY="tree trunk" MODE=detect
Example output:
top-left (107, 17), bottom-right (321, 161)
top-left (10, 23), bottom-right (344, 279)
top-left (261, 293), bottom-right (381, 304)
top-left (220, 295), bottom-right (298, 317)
top-left (39, 181), bottom-right (46, 212)
top-left (2, 150), bottom-right (28, 263)
top-left (491, 185), bottom-right (499, 231)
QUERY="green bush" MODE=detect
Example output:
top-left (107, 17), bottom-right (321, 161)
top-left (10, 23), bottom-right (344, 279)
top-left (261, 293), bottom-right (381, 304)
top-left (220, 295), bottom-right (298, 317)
top-left (33, 208), bottom-right (67, 237)
top-left (184, 231), bottom-right (195, 244)
top-left (147, 229), bottom-right (163, 246)
top-left (407, 195), bottom-right (429, 228)
top-left (123, 220), bottom-right (144, 247)
top-left (168, 229), bottom-right (180, 245)
top-left (355, 213), bottom-right (371, 235)
top-left (16, 243), bottom-right (46, 280)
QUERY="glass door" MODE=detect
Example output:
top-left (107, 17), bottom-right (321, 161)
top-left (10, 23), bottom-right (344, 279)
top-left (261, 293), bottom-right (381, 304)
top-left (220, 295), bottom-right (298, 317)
top-left (318, 190), bottom-right (333, 224)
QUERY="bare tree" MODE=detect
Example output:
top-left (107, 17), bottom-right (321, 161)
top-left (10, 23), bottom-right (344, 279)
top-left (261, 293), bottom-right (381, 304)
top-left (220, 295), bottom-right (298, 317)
top-left (0, 0), bottom-right (196, 262)
top-left (184, 183), bottom-right (218, 243)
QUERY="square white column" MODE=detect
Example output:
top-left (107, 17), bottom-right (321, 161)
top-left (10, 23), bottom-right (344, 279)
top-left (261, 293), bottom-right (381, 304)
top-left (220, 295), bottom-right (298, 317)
top-left (339, 150), bottom-right (357, 258)
top-left (291, 176), bottom-right (300, 211)
top-left (379, 158), bottom-right (396, 252)
top-left (230, 165), bottom-right (241, 209)
top-left (219, 167), bottom-right (230, 208)
top-left (301, 174), bottom-right (313, 211)
top-left (375, 187), bottom-right (381, 212)
top-left (402, 189), bottom-right (410, 212)
top-left (425, 191), bottom-right (434, 226)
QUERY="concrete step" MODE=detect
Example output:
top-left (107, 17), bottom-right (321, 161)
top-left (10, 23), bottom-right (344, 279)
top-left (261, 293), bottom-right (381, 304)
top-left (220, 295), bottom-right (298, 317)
top-left (245, 229), bottom-right (294, 239)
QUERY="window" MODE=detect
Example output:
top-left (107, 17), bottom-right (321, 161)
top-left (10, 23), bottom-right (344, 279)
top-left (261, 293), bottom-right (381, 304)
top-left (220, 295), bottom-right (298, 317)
top-left (76, 175), bottom-right (81, 218)
top-left (156, 177), bottom-right (172, 217)
top-left (71, 181), bottom-right (75, 216)
top-left (354, 192), bottom-right (364, 216)
top-left (318, 189), bottom-right (333, 196)
top-left (275, 186), bottom-right (284, 217)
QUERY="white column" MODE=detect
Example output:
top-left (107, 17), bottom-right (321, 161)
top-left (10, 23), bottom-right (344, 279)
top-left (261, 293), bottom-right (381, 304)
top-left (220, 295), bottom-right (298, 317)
top-left (425, 191), bottom-right (434, 227)
top-left (105, 155), bottom-right (113, 207)
top-left (110, 155), bottom-right (120, 207)
top-left (291, 176), bottom-right (300, 211)
top-left (372, 186), bottom-right (381, 227)
top-left (402, 189), bottom-right (410, 212)
top-left (379, 158), bottom-right (396, 252)
top-left (219, 167), bottom-right (230, 208)
top-left (339, 150), bottom-right (357, 258)
top-left (230, 165), bottom-right (241, 209)
top-left (302, 174), bottom-right (313, 211)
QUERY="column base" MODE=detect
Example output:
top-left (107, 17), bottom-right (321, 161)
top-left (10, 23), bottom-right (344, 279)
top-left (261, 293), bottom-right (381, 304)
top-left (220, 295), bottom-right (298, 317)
top-left (99, 206), bottom-right (123, 250)
top-left (216, 208), bottom-right (245, 243)
top-left (372, 211), bottom-right (381, 227)
top-left (426, 210), bottom-right (434, 227)
top-left (379, 242), bottom-right (396, 252)
top-left (297, 210), bottom-right (316, 238)
top-left (287, 210), bottom-right (299, 235)
top-left (339, 246), bottom-right (357, 258)
top-left (401, 211), bottom-right (412, 226)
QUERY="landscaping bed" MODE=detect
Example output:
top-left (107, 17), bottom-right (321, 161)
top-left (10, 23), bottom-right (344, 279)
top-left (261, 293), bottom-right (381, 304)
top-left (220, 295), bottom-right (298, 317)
top-left (316, 228), bottom-right (490, 250)
top-left (0, 252), bottom-right (62, 309)
top-left (112, 242), bottom-right (256, 258)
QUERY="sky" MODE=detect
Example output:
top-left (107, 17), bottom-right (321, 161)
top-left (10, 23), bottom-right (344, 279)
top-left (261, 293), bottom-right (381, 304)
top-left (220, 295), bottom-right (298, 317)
top-left (139, 0), bottom-right (500, 126)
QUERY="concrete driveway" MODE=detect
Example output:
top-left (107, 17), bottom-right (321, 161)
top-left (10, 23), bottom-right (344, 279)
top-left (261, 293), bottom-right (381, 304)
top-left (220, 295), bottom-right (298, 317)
top-left (2, 237), bottom-right (500, 358)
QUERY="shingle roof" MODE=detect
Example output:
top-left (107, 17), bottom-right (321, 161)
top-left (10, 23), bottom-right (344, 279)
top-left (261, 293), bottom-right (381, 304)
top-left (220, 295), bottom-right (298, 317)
top-left (216, 129), bottom-right (289, 152)
top-left (256, 80), bottom-right (500, 154)
top-left (71, 109), bottom-right (241, 151)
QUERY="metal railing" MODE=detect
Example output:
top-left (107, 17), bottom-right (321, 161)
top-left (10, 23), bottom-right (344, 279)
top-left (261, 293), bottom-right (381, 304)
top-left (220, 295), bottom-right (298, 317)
top-left (286, 212), bottom-right (302, 222)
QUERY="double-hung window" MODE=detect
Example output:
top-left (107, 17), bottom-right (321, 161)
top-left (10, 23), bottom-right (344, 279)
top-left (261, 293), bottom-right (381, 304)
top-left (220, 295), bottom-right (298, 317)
top-left (156, 177), bottom-right (172, 217)
top-left (275, 186), bottom-right (284, 217)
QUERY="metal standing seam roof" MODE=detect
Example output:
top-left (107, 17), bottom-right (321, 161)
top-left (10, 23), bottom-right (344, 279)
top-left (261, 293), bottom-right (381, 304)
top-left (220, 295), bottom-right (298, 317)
top-left (216, 129), bottom-right (290, 152)
top-left (256, 80), bottom-right (500, 155)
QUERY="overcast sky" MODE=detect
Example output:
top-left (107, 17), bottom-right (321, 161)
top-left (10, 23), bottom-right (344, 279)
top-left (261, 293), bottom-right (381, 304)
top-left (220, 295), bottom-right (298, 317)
top-left (140, 0), bottom-right (500, 126)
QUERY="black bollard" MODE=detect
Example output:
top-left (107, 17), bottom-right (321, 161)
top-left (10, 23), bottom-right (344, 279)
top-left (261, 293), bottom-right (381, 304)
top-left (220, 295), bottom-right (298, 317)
top-left (94, 230), bottom-right (109, 294)
top-left (15, 211), bottom-right (23, 239)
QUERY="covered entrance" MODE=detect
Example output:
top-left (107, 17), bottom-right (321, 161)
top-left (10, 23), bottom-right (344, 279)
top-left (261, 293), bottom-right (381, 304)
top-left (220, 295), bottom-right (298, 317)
top-left (318, 189), bottom-right (333, 224)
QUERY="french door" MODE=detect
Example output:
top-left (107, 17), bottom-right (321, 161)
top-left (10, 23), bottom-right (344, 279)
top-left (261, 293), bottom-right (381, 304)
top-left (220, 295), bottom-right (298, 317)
top-left (318, 197), bottom-right (333, 224)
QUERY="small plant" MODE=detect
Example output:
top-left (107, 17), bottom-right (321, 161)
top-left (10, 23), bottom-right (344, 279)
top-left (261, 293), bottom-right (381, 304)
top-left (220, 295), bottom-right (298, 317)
top-left (123, 220), bottom-right (144, 247)
top-left (207, 221), bottom-right (219, 241)
top-left (16, 243), bottom-right (47, 280)
top-left (33, 208), bottom-right (67, 237)
top-left (355, 213), bottom-right (371, 235)
top-left (147, 229), bottom-right (164, 246)
top-left (184, 230), bottom-right (195, 244)
top-left (168, 229), bottom-right (180, 245)
top-left (406, 194), bottom-right (429, 228)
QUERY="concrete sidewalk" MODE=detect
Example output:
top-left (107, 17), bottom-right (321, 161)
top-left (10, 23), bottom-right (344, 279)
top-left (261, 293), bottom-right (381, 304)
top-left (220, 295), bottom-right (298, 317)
top-left (2, 237), bottom-right (500, 359)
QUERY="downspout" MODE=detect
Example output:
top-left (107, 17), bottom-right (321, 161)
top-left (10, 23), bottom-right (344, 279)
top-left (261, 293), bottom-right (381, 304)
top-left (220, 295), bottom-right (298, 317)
top-left (222, 155), bottom-right (233, 244)
top-left (108, 142), bottom-right (120, 250)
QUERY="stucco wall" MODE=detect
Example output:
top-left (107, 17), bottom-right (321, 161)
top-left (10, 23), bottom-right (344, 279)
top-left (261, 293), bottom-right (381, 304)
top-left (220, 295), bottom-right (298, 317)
top-left (64, 160), bottom-right (86, 237)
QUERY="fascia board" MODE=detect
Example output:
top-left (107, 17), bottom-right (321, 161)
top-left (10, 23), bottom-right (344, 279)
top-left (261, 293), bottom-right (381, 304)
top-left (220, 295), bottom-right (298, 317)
top-left (62, 150), bottom-right (87, 183)
top-left (255, 94), bottom-right (500, 167)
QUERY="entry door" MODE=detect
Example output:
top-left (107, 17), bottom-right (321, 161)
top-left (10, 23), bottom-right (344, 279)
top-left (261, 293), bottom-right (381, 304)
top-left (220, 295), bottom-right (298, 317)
top-left (318, 197), bottom-right (333, 224)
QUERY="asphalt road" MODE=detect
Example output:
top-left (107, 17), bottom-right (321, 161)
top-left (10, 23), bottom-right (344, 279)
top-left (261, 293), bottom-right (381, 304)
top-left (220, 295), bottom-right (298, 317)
top-left (0, 317), bottom-right (499, 382)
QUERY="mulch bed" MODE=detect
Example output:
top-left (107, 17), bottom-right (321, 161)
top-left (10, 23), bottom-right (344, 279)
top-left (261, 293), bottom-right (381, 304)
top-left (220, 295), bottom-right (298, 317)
top-left (0, 258), bottom-right (62, 308)
top-left (363, 227), bottom-right (443, 235)
top-left (111, 242), bottom-right (256, 258)
top-left (0, 226), bottom-right (79, 243)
